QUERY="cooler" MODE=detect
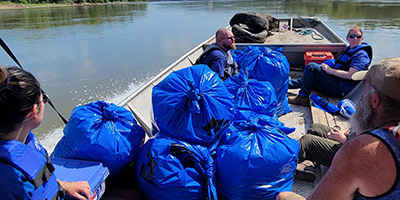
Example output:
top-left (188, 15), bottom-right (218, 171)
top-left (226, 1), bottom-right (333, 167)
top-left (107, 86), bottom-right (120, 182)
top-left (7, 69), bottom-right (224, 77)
top-left (52, 158), bottom-right (109, 200)
top-left (303, 51), bottom-right (334, 66)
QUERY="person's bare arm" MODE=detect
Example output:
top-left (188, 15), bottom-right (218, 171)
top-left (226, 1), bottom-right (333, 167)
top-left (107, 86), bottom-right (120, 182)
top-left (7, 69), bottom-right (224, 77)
top-left (307, 134), bottom-right (396, 200)
top-left (277, 191), bottom-right (305, 200)
top-left (321, 63), bottom-right (359, 79)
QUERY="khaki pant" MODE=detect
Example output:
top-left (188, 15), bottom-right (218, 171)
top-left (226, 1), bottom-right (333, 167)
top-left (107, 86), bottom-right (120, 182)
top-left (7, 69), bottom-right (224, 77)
top-left (298, 123), bottom-right (342, 167)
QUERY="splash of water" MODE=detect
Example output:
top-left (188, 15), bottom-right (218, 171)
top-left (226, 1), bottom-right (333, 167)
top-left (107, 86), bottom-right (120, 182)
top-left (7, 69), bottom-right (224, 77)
top-left (39, 80), bottom-right (145, 154)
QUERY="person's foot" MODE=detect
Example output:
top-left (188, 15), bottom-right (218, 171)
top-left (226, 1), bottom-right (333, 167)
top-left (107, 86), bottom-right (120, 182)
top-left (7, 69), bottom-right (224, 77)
top-left (288, 79), bottom-right (302, 89)
top-left (295, 160), bottom-right (316, 182)
top-left (288, 95), bottom-right (309, 106)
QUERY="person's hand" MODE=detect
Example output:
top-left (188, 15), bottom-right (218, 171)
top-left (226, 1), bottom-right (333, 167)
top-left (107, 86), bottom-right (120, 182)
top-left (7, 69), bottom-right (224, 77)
top-left (60, 181), bottom-right (91, 199)
top-left (327, 128), bottom-right (348, 143)
top-left (321, 63), bottom-right (331, 74)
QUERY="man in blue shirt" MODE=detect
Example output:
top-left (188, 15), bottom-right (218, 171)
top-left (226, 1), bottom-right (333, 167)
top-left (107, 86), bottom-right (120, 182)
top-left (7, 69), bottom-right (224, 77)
top-left (196, 28), bottom-right (238, 80)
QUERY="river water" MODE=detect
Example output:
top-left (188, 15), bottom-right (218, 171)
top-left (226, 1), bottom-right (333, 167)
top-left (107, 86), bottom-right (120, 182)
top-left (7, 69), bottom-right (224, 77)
top-left (0, 0), bottom-right (399, 152)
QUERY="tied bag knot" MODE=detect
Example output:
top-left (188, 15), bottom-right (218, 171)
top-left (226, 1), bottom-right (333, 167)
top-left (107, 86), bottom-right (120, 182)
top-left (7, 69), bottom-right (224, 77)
top-left (101, 101), bottom-right (119, 120)
top-left (186, 80), bottom-right (202, 114)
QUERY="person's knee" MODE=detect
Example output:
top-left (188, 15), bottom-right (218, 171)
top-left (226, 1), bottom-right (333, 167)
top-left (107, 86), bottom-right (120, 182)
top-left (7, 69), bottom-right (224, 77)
top-left (305, 62), bottom-right (322, 73)
top-left (306, 62), bottom-right (320, 69)
top-left (307, 123), bottom-right (330, 137)
top-left (299, 134), bottom-right (315, 148)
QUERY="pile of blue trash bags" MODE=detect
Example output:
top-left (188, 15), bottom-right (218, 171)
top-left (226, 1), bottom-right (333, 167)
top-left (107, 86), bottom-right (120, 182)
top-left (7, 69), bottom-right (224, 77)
top-left (137, 49), bottom-right (300, 200)
top-left (51, 101), bottom-right (146, 178)
top-left (51, 46), bottom-right (299, 199)
top-left (232, 46), bottom-right (293, 116)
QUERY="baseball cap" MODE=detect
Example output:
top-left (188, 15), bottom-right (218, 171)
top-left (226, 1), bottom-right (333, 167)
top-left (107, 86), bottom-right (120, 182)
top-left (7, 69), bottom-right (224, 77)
top-left (351, 57), bottom-right (400, 101)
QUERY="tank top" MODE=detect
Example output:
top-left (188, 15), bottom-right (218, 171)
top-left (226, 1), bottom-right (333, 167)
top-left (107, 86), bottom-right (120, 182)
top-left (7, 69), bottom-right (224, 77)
top-left (356, 126), bottom-right (400, 199)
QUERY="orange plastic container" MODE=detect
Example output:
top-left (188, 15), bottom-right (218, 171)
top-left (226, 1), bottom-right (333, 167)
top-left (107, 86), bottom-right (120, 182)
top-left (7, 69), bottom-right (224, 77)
top-left (303, 51), bottom-right (334, 66)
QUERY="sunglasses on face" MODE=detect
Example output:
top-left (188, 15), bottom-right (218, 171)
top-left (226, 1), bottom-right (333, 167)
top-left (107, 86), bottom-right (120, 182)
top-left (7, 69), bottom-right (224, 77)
top-left (39, 89), bottom-right (50, 104)
top-left (349, 34), bottom-right (362, 39)
top-left (42, 94), bottom-right (50, 104)
top-left (223, 36), bottom-right (234, 40)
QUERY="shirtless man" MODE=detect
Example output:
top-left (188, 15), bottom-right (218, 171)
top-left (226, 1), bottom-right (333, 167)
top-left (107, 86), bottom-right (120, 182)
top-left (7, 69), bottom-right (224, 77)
top-left (277, 57), bottom-right (400, 200)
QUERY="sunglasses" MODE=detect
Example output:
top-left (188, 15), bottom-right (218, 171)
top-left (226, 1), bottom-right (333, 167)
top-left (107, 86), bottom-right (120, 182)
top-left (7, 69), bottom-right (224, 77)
top-left (223, 36), bottom-right (234, 40)
top-left (39, 89), bottom-right (50, 104)
top-left (42, 94), bottom-right (50, 104)
top-left (349, 34), bottom-right (362, 39)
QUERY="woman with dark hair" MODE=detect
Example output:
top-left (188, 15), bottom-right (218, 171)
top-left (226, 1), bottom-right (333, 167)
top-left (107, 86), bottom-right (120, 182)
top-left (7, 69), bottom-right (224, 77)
top-left (288, 26), bottom-right (373, 106)
top-left (0, 65), bottom-right (90, 199)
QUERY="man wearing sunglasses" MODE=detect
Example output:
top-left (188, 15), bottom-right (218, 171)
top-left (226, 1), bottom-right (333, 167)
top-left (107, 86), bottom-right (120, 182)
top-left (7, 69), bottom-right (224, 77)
top-left (288, 26), bottom-right (373, 106)
top-left (195, 28), bottom-right (238, 81)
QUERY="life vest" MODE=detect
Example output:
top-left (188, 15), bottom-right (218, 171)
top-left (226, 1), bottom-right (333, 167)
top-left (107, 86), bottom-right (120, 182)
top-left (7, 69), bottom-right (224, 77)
top-left (0, 132), bottom-right (64, 200)
top-left (333, 42), bottom-right (373, 71)
top-left (195, 43), bottom-right (238, 79)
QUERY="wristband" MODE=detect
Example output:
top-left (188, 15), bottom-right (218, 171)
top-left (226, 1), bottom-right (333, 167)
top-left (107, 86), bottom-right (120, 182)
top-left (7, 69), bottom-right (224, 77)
top-left (65, 182), bottom-right (73, 192)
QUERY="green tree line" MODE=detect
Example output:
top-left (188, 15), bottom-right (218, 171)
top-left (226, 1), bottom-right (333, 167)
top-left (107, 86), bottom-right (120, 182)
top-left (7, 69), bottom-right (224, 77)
top-left (1, 0), bottom-right (145, 4)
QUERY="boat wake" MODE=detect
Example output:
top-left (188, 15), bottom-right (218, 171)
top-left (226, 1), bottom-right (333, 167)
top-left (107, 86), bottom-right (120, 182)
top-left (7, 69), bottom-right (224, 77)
top-left (40, 79), bottom-right (147, 154)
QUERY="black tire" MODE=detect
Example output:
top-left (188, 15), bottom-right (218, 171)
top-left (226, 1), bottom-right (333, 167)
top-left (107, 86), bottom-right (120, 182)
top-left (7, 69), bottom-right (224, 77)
top-left (232, 24), bottom-right (269, 43)
top-left (229, 13), bottom-right (269, 33)
top-left (257, 13), bottom-right (279, 31)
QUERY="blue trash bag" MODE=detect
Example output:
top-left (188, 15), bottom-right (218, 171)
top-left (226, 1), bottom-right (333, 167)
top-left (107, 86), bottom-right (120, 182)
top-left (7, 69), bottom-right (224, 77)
top-left (152, 64), bottom-right (234, 145)
top-left (51, 100), bottom-right (145, 177)
top-left (238, 46), bottom-right (293, 116)
top-left (233, 111), bottom-right (295, 135)
top-left (216, 115), bottom-right (299, 200)
top-left (136, 134), bottom-right (217, 200)
top-left (224, 70), bottom-right (278, 118)
top-left (231, 49), bottom-right (248, 67)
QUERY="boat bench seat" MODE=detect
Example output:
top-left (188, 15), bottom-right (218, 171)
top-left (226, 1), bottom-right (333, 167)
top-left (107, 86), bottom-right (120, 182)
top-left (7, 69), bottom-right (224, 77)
top-left (309, 81), bottom-right (364, 131)
top-left (310, 90), bottom-right (350, 131)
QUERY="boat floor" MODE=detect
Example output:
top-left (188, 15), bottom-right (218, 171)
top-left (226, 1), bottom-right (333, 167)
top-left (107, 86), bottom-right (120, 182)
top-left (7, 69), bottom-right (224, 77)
top-left (101, 163), bottom-right (146, 200)
top-left (264, 29), bottom-right (331, 44)
top-left (207, 28), bottom-right (333, 45)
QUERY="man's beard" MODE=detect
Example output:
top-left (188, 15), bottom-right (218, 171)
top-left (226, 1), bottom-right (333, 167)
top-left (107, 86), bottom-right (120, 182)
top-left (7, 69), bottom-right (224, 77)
top-left (225, 42), bottom-right (236, 50)
top-left (230, 42), bottom-right (237, 50)
top-left (350, 93), bottom-right (375, 134)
